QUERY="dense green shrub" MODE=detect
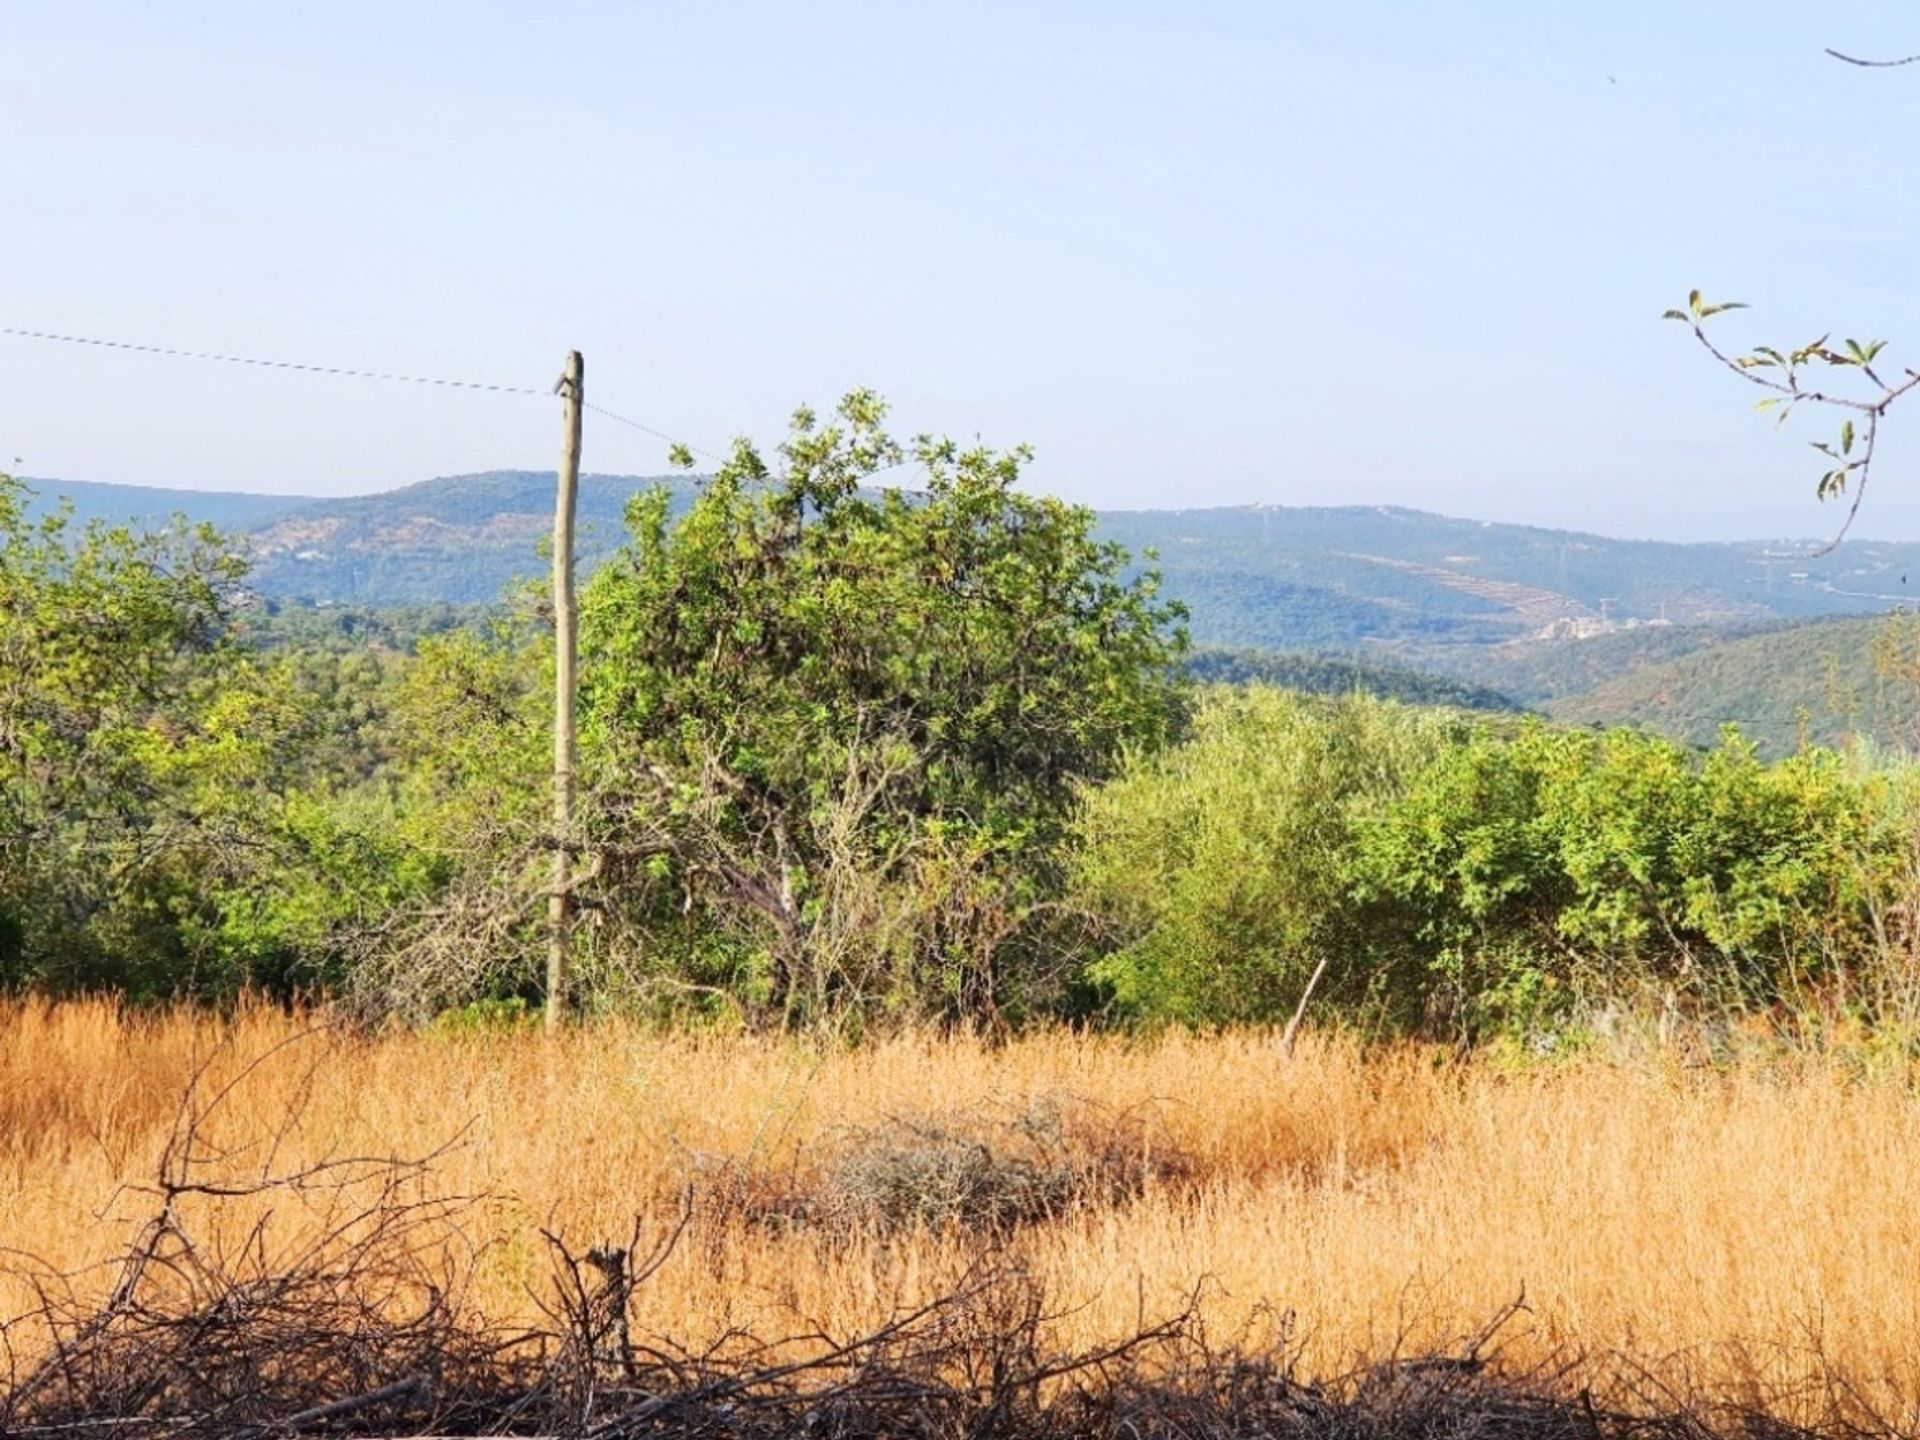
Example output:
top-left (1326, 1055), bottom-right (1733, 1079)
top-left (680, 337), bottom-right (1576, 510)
top-left (1071, 689), bottom-right (1456, 1025)
top-left (0, 474), bottom-right (506, 1001)
top-left (1354, 723), bottom-right (1917, 1030)
top-left (17, 440), bottom-right (1920, 1041)
top-left (1075, 690), bottom-right (1920, 1036)
top-left (186, 396), bottom-right (1193, 1026)
top-left (575, 392), bottom-right (1189, 1026)
top-left (0, 475), bottom-right (246, 994)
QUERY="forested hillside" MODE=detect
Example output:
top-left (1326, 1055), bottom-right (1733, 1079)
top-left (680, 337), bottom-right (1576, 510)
top-left (1417, 618), bottom-right (1808, 703)
top-left (27, 474), bottom-right (1920, 651)
top-left (1545, 615), bottom-right (1920, 754)
top-left (29, 466), bottom-right (1920, 760)
top-left (1185, 646), bottom-right (1522, 712)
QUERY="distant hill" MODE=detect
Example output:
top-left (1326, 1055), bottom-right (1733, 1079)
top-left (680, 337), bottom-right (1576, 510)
top-left (1543, 615), bottom-right (1920, 754)
top-left (1408, 618), bottom-right (1833, 707)
top-left (1098, 503), bottom-right (1920, 647)
top-left (17, 476), bottom-right (315, 532)
top-left (24, 472), bottom-right (1920, 657)
top-left (29, 471), bottom-right (1920, 753)
top-left (242, 470), bottom-right (692, 603)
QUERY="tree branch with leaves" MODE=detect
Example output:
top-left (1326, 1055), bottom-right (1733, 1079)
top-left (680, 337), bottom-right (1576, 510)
top-left (1667, 290), bottom-right (1920, 550)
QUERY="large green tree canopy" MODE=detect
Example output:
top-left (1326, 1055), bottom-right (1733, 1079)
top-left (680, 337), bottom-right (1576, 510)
top-left (576, 391), bottom-right (1190, 1023)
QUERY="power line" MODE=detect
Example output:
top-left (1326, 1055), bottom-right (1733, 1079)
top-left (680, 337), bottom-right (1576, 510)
top-left (582, 401), bottom-right (725, 464)
top-left (0, 326), bottom-right (550, 396)
top-left (1, 322), bottom-right (929, 487)
top-left (3, 322), bottom-right (724, 469)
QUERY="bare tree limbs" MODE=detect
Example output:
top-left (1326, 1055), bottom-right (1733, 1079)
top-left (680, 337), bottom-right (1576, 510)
top-left (1825, 47), bottom-right (1920, 68)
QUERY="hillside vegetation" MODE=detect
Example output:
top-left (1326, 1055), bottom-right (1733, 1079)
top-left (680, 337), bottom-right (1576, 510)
top-left (11, 428), bottom-right (1920, 1038)
top-left (16, 423), bottom-right (1920, 1440)
top-left (1184, 646), bottom-right (1522, 711)
top-left (1545, 614), bottom-right (1920, 754)
top-left (1415, 617), bottom-right (1811, 703)
top-left (34, 471), bottom-right (1920, 758)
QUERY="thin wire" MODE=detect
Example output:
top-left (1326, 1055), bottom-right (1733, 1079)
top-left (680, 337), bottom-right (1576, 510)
top-left (582, 401), bottom-right (726, 464)
top-left (586, 400), bottom-right (922, 484)
top-left (0, 326), bottom-right (549, 396)
top-left (3, 321), bottom-right (925, 485)
top-left (1826, 46), bottom-right (1920, 67)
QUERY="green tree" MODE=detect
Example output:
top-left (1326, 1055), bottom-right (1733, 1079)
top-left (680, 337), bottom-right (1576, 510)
top-left (0, 474), bottom-right (247, 991)
top-left (575, 391), bottom-right (1189, 1026)
top-left (329, 612), bottom-right (558, 1017)
top-left (1354, 722), bottom-right (1905, 1032)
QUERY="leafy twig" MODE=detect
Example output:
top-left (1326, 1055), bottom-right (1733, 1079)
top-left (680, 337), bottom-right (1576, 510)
top-left (1667, 290), bottom-right (1920, 552)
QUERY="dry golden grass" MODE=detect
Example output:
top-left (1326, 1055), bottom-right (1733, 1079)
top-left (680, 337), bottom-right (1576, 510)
top-left (5, 998), bottom-right (1920, 1413)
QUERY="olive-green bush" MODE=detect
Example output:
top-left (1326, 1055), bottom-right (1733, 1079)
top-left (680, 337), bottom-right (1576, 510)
top-left (1072, 689), bottom-right (1457, 1025)
top-left (1075, 691), bottom-right (1920, 1036)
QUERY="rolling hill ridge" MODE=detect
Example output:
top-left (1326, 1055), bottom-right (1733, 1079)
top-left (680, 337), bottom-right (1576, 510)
top-left (22, 471), bottom-right (1920, 751)
top-left (25, 471), bottom-right (1920, 645)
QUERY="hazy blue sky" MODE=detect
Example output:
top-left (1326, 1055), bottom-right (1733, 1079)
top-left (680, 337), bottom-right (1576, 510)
top-left (4, 2), bottom-right (1918, 539)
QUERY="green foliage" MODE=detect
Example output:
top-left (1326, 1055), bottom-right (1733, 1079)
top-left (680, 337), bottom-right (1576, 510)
top-left (19, 410), bottom-right (1920, 1042)
top-left (1435, 618), bottom-right (1822, 708)
top-left (311, 613), bottom-right (560, 1017)
top-left (579, 392), bottom-right (1190, 1025)
top-left (1185, 646), bottom-right (1522, 712)
top-left (1072, 689), bottom-right (1455, 1025)
top-left (0, 474), bottom-right (473, 998)
top-left (1669, 292), bottom-right (1916, 536)
top-left (1, 398), bottom-right (1196, 1026)
top-left (1542, 614), bottom-right (1920, 756)
top-left (1075, 687), bottom-right (1920, 1037)
top-left (1353, 722), bottom-right (1907, 1030)
top-left (426, 996), bottom-right (539, 1035)
top-left (236, 597), bottom-right (482, 657)
top-left (0, 474), bottom-right (245, 992)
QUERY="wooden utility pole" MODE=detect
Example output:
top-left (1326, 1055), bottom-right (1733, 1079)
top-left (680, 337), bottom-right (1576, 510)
top-left (547, 350), bottom-right (584, 1027)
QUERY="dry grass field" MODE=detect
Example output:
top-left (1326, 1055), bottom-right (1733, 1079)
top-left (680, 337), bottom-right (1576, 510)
top-left (5, 999), bottom-right (1920, 1429)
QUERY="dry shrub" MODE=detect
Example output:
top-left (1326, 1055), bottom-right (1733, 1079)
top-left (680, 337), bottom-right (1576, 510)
top-left (0, 1028), bottom-right (510, 1438)
top-left (689, 1094), bottom-right (1188, 1242)
top-left (802, 1094), bottom-right (1188, 1235)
